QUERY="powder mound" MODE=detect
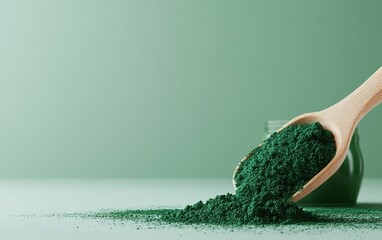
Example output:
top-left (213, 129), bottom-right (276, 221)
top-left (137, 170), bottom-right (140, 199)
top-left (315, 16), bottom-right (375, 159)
top-left (163, 122), bottom-right (336, 225)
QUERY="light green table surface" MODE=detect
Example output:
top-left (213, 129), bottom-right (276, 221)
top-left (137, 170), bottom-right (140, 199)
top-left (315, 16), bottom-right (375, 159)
top-left (0, 178), bottom-right (381, 239)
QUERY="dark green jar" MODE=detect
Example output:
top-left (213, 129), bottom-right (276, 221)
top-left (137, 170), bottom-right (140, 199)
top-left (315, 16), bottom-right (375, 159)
top-left (265, 120), bottom-right (364, 206)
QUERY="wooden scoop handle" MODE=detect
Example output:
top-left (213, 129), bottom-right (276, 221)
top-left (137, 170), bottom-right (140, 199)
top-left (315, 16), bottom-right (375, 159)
top-left (324, 66), bottom-right (382, 136)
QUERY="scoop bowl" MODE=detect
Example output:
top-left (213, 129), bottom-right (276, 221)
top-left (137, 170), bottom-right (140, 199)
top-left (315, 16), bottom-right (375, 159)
top-left (233, 66), bottom-right (382, 202)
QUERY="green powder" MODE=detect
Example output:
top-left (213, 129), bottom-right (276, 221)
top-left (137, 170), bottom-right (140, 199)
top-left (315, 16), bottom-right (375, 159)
top-left (72, 204), bottom-right (382, 232)
top-left (58, 122), bottom-right (340, 226)
top-left (161, 122), bottom-right (336, 224)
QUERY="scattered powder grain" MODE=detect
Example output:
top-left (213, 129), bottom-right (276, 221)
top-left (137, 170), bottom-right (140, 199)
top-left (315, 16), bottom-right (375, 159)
top-left (73, 203), bottom-right (382, 232)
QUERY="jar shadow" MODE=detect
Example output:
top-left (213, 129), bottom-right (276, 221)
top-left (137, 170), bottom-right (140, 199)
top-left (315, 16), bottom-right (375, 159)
top-left (305, 202), bottom-right (382, 224)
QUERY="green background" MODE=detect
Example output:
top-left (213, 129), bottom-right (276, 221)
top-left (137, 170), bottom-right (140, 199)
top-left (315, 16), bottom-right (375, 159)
top-left (0, 0), bottom-right (381, 178)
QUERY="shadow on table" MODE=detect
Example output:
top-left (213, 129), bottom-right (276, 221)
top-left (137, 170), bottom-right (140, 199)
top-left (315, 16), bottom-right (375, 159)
top-left (305, 202), bottom-right (382, 225)
top-left (354, 202), bottom-right (382, 209)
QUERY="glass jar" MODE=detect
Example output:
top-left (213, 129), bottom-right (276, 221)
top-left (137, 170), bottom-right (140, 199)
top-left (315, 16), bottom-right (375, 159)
top-left (265, 120), bottom-right (364, 206)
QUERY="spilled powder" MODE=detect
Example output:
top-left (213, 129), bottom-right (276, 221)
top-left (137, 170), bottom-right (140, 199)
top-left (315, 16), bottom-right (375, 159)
top-left (160, 122), bottom-right (336, 224)
top-left (70, 204), bottom-right (382, 232)
top-left (53, 122), bottom-right (382, 230)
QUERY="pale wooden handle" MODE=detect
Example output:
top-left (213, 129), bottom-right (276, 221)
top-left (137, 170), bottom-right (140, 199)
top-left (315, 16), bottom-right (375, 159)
top-left (327, 66), bottom-right (382, 129)
top-left (347, 66), bottom-right (382, 123)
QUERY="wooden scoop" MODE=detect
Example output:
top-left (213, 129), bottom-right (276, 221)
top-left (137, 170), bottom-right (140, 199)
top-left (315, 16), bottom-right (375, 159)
top-left (233, 66), bottom-right (382, 202)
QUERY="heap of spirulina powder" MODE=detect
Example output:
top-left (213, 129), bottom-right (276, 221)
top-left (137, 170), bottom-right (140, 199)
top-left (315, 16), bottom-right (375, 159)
top-left (161, 122), bottom-right (336, 224)
top-left (65, 122), bottom-right (337, 226)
